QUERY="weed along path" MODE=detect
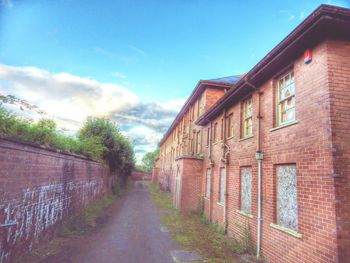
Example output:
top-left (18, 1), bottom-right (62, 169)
top-left (70, 181), bottom-right (177, 263)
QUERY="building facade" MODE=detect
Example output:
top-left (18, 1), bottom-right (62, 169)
top-left (156, 5), bottom-right (350, 263)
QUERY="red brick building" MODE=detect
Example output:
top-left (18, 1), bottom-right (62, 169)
top-left (156, 5), bottom-right (350, 263)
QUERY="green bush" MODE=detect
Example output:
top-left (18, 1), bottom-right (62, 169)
top-left (79, 117), bottom-right (135, 182)
top-left (0, 105), bottom-right (135, 185)
top-left (0, 106), bottom-right (104, 160)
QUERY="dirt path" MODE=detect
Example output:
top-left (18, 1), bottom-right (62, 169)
top-left (58, 181), bottom-right (178, 263)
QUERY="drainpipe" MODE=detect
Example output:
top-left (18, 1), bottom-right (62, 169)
top-left (245, 78), bottom-right (264, 259)
top-left (222, 109), bottom-right (230, 234)
top-left (209, 121), bottom-right (214, 221)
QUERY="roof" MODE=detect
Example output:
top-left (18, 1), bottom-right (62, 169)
top-left (208, 75), bottom-right (243, 84)
top-left (196, 4), bottom-right (350, 126)
top-left (159, 76), bottom-right (242, 146)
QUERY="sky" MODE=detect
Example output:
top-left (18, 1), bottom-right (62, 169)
top-left (0, 0), bottom-right (349, 161)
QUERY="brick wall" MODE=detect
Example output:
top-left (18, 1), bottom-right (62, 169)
top-left (131, 171), bottom-right (151, 181)
top-left (0, 138), bottom-right (112, 263)
top-left (327, 40), bottom-right (350, 262)
top-left (156, 38), bottom-right (349, 263)
top-left (201, 40), bottom-right (344, 263)
top-left (177, 158), bottom-right (203, 213)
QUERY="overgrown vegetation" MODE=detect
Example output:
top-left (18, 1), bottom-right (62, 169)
top-left (136, 148), bottom-right (159, 173)
top-left (147, 182), bottom-right (246, 263)
top-left (61, 194), bottom-right (117, 237)
top-left (0, 95), bottom-right (135, 181)
top-left (0, 107), bottom-right (105, 160)
top-left (79, 117), bottom-right (135, 183)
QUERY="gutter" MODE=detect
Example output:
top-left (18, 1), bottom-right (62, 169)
top-left (196, 5), bottom-right (350, 126)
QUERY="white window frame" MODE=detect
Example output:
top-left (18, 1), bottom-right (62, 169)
top-left (277, 71), bottom-right (295, 126)
top-left (242, 98), bottom-right (253, 138)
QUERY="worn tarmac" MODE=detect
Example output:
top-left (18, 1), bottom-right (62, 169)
top-left (72, 181), bottom-right (178, 263)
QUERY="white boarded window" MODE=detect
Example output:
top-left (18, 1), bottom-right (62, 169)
top-left (206, 169), bottom-right (211, 198)
top-left (276, 164), bottom-right (298, 231)
top-left (219, 168), bottom-right (226, 204)
top-left (241, 167), bottom-right (252, 214)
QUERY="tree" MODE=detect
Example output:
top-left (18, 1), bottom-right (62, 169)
top-left (139, 148), bottom-right (160, 173)
top-left (78, 117), bottom-right (135, 186)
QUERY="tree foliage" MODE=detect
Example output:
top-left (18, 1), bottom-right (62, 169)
top-left (78, 117), bottom-right (135, 182)
top-left (0, 104), bottom-right (135, 186)
top-left (0, 106), bottom-right (105, 160)
top-left (137, 148), bottom-right (160, 173)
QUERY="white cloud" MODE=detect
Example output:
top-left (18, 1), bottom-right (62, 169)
top-left (0, 64), bottom-right (139, 129)
top-left (0, 64), bottom-right (185, 159)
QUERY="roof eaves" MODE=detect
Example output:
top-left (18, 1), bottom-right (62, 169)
top-left (196, 4), bottom-right (350, 126)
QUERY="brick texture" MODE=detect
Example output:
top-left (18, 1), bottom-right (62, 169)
top-left (0, 138), bottom-right (113, 263)
top-left (157, 39), bottom-right (350, 263)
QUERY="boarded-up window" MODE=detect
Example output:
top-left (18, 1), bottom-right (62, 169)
top-left (206, 169), bottom-right (211, 198)
top-left (276, 165), bottom-right (298, 231)
top-left (241, 167), bottom-right (252, 214)
top-left (219, 168), bottom-right (226, 203)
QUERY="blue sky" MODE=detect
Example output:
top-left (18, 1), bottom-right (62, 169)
top-left (0, 0), bottom-right (349, 159)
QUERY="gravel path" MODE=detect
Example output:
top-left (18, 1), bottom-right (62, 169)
top-left (72, 181), bottom-right (177, 263)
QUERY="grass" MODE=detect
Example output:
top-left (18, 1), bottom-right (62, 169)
top-left (147, 182), bottom-right (246, 263)
top-left (60, 194), bottom-right (117, 237)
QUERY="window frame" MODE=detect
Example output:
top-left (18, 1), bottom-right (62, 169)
top-left (206, 127), bottom-right (210, 146)
top-left (276, 71), bottom-right (296, 127)
top-left (242, 98), bottom-right (253, 138)
top-left (213, 122), bottom-right (218, 143)
top-left (196, 130), bottom-right (201, 154)
top-left (226, 112), bottom-right (234, 138)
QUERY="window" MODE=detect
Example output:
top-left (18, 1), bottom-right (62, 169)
top-left (242, 98), bottom-right (253, 138)
top-left (226, 113), bottom-right (234, 138)
top-left (276, 164), bottom-right (298, 231)
top-left (206, 169), bottom-right (211, 198)
top-left (241, 167), bottom-right (252, 214)
top-left (196, 130), bottom-right (201, 154)
top-left (220, 118), bottom-right (224, 141)
top-left (276, 71), bottom-right (295, 126)
top-left (206, 127), bottom-right (210, 146)
top-left (219, 168), bottom-right (226, 204)
top-left (213, 122), bottom-right (218, 143)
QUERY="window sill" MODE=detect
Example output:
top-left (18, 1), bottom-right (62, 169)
top-left (270, 223), bottom-right (302, 239)
top-left (217, 202), bottom-right (224, 207)
top-left (236, 210), bottom-right (253, 218)
top-left (270, 120), bottom-right (298, 132)
top-left (239, 135), bottom-right (253, 142)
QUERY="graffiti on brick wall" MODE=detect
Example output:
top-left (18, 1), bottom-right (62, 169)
top-left (0, 180), bottom-right (104, 263)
